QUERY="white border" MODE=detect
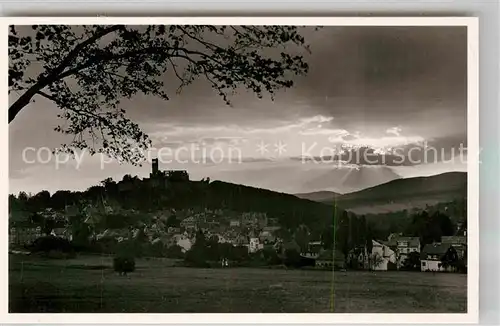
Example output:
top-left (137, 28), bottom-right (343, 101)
top-left (0, 17), bottom-right (479, 324)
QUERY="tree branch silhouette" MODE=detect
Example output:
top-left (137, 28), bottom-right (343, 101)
top-left (9, 25), bottom-right (312, 164)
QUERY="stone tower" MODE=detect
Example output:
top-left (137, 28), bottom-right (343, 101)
top-left (152, 158), bottom-right (159, 176)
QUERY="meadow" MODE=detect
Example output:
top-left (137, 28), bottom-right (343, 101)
top-left (9, 254), bottom-right (467, 313)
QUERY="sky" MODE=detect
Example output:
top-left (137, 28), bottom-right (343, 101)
top-left (9, 26), bottom-right (468, 195)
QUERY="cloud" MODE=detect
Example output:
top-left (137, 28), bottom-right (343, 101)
top-left (386, 126), bottom-right (402, 136)
top-left (194, 137), bottom-right (248, 147)
top-left (148, 115), bottom-right (336, 139)
top-left (293, 145), bottom-right (417, 167)
top-left (300, 115), bottom-right (334, 124)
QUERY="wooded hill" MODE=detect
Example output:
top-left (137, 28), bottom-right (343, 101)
top-left (10, 177), bottom-right (348, 235)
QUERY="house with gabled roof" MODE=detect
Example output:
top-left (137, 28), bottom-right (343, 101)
top-left (420, 243), bottom-right (457, 272)
top-left (370, 240), bottom-right (397, 271)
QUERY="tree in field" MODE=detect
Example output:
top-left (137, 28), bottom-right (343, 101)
top-left (440, 246), bottom-right (459, 271)
top-left (293, 224), bottom-right (310, 253)
top-left (401, 251), bottom-right (421, 271)
top-left (370, 252), bottom-right (384, 270)
top-left (9, 25), bottom-right (312, 164)
top-left (113, 255), bottom-right (136, 276)
top-left (365, 225), bottom-right (374, 270)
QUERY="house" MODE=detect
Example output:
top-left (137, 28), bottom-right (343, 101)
top-left (249, 237), bottom-right (264, 253)
top-left (259, 226), bottom-right (281, 243)
top-left (229, 220), bottom-right (241, 227)
top-left (396, 237), bottom-right (420, 254)
top-left (395, 236), bottom-right (420, 268)
top-left (420, 243), bottom-right (457, 272)
top-left (384, 235), bottom-right (420, 269)
top-left (441, 236), bottom-right (467, 259)
top-left (180, 216), bottom-right (197, 230)
top-left (10, 224), bottom-right (42, 246)
top-left (370, 240), bottom-right (397, 271)
top-left (301, 241), bottom-right (322, 258)
top-left (167, 227), bottom-right (181, 234)
top-left (315, 249), bottom-right (345, 269)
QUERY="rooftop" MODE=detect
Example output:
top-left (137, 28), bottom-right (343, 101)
top-left (441, 236), bottom-right (467, 245)
top-left (421, 243), bottom-right (453, 258)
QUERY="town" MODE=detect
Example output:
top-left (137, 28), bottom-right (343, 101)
top-left (9, 159), bottom-right (468, 274)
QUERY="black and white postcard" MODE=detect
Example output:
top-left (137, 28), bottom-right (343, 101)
top-left (3, 17), bottom-right (479, 324)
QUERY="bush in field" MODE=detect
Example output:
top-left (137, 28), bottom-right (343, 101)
top-left (113, 239), bottom-right (136, 274)
top-left (113, 256), bottom-right (136, 275)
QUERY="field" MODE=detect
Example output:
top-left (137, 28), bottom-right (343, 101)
top-left (9, 254), bottom-right (467, 313)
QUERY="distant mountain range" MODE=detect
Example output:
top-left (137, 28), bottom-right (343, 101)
top-left (207, 164), bottom-right (401, 195)
top-left (294, 172), bottom-right (467, 214)
top-left (294, 191), bottom-right (340, 203)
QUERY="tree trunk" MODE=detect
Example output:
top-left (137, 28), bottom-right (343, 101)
top-left (9, 79), bottom-right (48, 123)
top-left (9, 92), bottom-right (33, 123)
